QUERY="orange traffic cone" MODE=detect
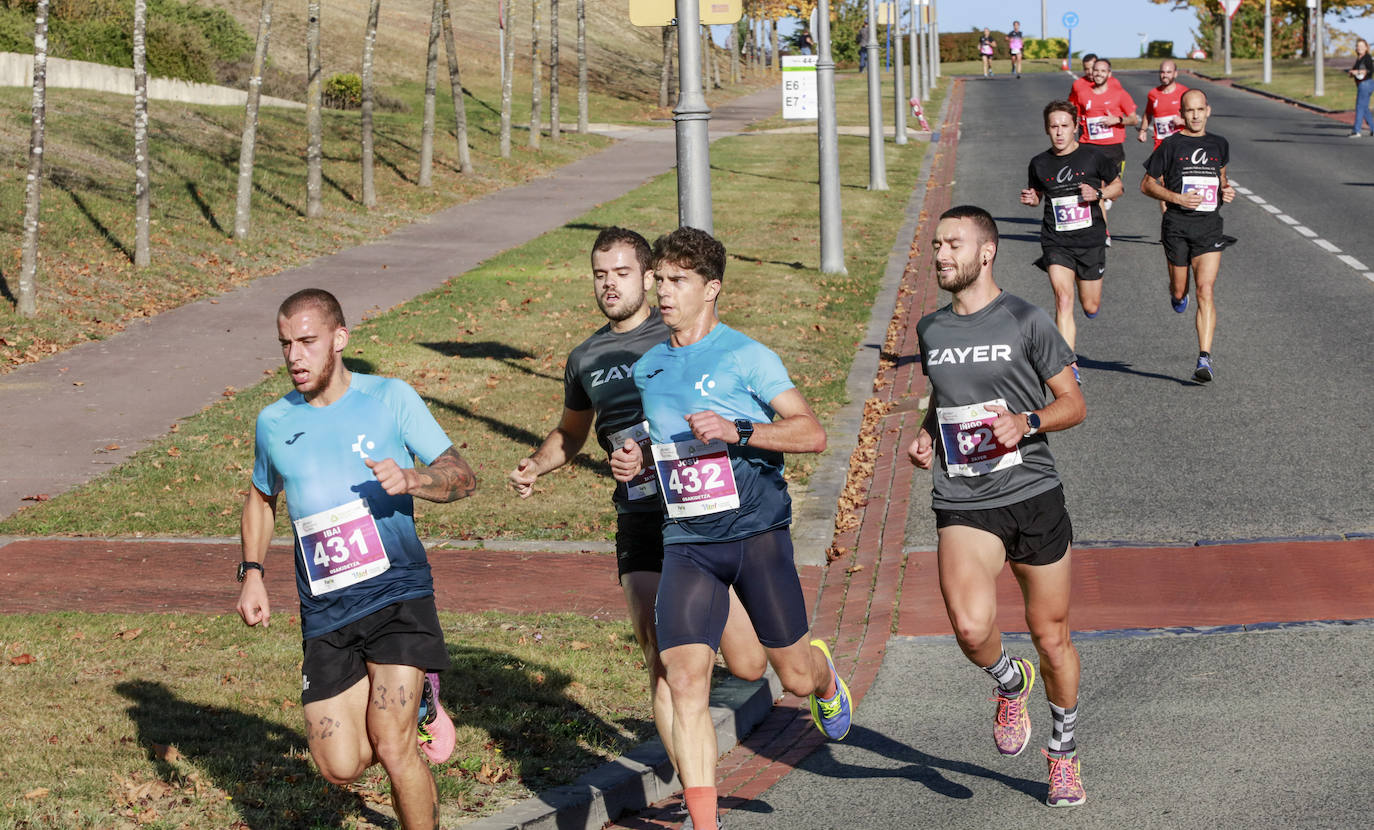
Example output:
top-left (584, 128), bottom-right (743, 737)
top-left (1060, 58), bottom-right (1069, 70)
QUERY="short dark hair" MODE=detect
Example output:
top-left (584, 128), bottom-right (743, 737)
top-left (1095, 57), bottom-right (1112, 69)
top-left (278, 288), bottom-right (345, 329)
top-left (939, 205), bottom-right (999, 255)
top-left (1082, 52), bottom-right (1097, 64)
top-left (652, 226), bottom-right (726, 283)
top-left (1043, 99), bottom-right (1077, 130)
top-left (591, 226), bottom-right (653, 273)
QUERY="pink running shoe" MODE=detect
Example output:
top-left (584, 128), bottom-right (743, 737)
top-left (1043, 748), bottom-right (1086, 807)
top-left (417, 671), bottom-right (455, 764)
top-left (992, 657), bottom-right (1036, 756)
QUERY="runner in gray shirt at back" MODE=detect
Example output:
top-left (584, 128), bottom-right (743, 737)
top-left (908, 206), bottom-right (1089, 808)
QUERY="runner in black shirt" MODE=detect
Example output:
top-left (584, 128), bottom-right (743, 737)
top-left (1141, 89), bottom-right (1236, 382)
top-left (979, 29), bottom-right (996, 78)
top-left (1020, 100), bottom-right (1123, 383)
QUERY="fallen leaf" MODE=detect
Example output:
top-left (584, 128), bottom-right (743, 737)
top-left (10, 653), bottom-right (36, 665)
top-left (21, 493), bottom-right (50, 502)
top-left (24, 787), bottom-right (48, 800)
top-left (72, 381), bottom-right (85, 386)
top-left (569, 641), bottom-right (590, 651)
top-left (846, 564), bottom-right (864, 574)
top-left (150, 743), bottom-right (182, 762)
top-left (115, 628), bottom-right (143, 641)
top-left (104, 443), bottom-right (120, 451)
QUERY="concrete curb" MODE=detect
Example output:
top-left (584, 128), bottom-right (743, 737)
top-left (464, 672), bottom-right (784, 830)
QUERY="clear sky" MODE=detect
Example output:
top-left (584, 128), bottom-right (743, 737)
top-left (753, 0), bottom-right (1205, 59)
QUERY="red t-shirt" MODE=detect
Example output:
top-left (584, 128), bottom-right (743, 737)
top-left (1143, 84), bottom-right (1189, 148)
top-left (1069, 75), bottom-right (1123, 110)
top-left (1075, 84), bottom-right (1137, 146)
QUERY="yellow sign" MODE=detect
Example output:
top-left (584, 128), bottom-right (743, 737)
top-left (629, 0), bottom-right (743, 27)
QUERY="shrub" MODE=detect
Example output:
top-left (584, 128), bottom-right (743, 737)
top-left (1146, 40), bottom-right (1174, 58)
top-left (0, 7), bottom-right (31, 52)
top-left (323, 72), bottom-right (362, 109)
top-left (941, 30), bottom-right (1011, 62)
top-left (1022, 38), bottom-right (1068, 59)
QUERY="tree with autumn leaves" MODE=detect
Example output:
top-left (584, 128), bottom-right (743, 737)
top-left (1150, 0), bottom-right (1374, 58)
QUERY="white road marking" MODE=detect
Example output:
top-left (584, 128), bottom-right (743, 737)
top-left (1294, 226), bottom-right (1318, 238)
top-left (1246, 193), bottom-right (1266, 203)
top-left (1314, 239), bottom-right (1342, 253)
top-left (1261, 204), bottom-right (1281, 214)
top-left (1338, 255), bottom-right (1368, 270)
top-left (1276, 214), bottom-right (1299, 224)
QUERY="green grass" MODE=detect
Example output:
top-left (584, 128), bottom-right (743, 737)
top-left (0, 87), bottom-right (934, 542)
top-left (749, 66), bottom-right (951, 131)
top-left (0, 610), bottom-right (657, 828)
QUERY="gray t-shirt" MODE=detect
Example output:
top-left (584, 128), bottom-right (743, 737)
top-left (916, 291), bottom-right (1076, 510)
top-left (564, 309), bottom-right (669, 513)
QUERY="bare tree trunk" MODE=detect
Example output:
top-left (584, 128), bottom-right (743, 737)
top-left (233, 0), bottom-right (271, 239)
top-left (727, 25), bottom-right (737, 84)
top-left (419, 0), bottom-right (440, 186)
top-left (710, 30), bottom-right (720, 88)
top-left (528, 0), bottom-right (541, 149)
top-left (360, 0), bottom-right (380, 207)
top-left (658, 26), bottom-right (672, 108)
top-left (441, 0), bottom-right (472, 172)
top-left (576, 0), bottom-right (587, 133)
top-left (770, 17), bottom-right (779, 73)
top-left (17, 0), bottom-right (48, 317)
top-left (133, 0), bottom-right (150, 267)
top-left (306, 0), bottom-right (322, 217)
top-left (500, 0), bottom-right (513, 157)
top-left (700, 24), bottom-right (708, 94)
top-left (549, 0), bottom-right (559, 141)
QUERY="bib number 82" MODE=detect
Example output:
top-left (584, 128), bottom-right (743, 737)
top-left (313, 528), bottom-right (371, 567)
top-left (668, 462), bottom-right (724, 495)
top-left (956, 427), bottom-right (996, 456)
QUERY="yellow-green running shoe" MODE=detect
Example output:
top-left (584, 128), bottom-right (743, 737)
top-left (807, 639), bottom-right (852, 740)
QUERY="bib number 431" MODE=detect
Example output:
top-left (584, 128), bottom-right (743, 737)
top-left (312, 527), bottom-right (373, 567)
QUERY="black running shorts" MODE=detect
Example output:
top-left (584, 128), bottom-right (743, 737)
top-left (1161, 211), bottom-right (1237, 266)
top-left (300, 596), bottom-right (450, 705)
top-left (656, 528), bottom-right (810, 651)
top-left (1036, 245), bottom-right (1106, 281)
top-left (934, 485), bottom-right (1073, 566)
top-left (616, 510), bottom-right (665, 579)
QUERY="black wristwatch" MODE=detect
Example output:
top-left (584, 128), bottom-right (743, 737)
top-left (733, 419), bottom-right (755, 447)
top-left (237, 561), bottom-right (264, 582)
top-left (1094, 186), bottom-right (1104, 202)
top-left (1022, 411), bottom-right (1041, 437)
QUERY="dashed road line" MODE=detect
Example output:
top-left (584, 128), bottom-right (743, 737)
top-left (1230, 177), bottom-right (1368, 284)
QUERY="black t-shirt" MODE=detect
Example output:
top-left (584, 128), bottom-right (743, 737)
top-left (1027, 143), bottom-right (1117, 249)
top-left (1352, 53), bottom-right (1374, 83)
top-left (1143, 132), bottom-right (1230, 221)
top-left (979, 35), bottom-right (995, 53)
top-left (563, 309), bottom-right (669, 512)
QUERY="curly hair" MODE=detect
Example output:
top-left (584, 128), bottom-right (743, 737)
top-left (652, 226), bottom-right (726, 283)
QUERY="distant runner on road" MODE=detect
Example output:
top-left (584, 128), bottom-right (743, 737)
top-left (1140, 88), bottom-right (1237, 383)
top-left (1008, 22), bottom-right (1024, 78)
top-left (980, 28), bottom-right (997, 78)
top-left (908, 206), bottom-right (1088, 808)
top-left (236, 288), bottom-right (478, 828)
top-left (1020, 99), bottom-right (1123, 382)
top-left (507, 227), bottom-right (766, 786)
top-left (611, 227), bottom-right (853, 830)
top-left (1138, 59), bottom-right (1188, 151)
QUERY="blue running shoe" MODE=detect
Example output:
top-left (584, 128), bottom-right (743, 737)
top-left (1084, 307), bottom-right (1099, 319)
top-left (808, 639), bottom-right (852, 740)
top-left (1071, 363), bottom-right (1081, 385)
top-left (1193, 355), bottom-right (1214, 383)
top-left (417, 671), bottom-right (455, 764)
top-left (1171, 293), bottom-right (1188, 313)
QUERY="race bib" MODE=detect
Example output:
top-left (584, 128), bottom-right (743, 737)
top-left (1009, 37), bottom-right (1023, 53)
top-left (294, 498), bottom-right (390, 596)
top-left (1051, 195), bottom-right (1092, 232)
top-left (609, 421), bottom-right (658, 501)
top-left (979, 44), bottom-right (993, 55)
top-left (936, 400), bottom-right (1023, 478)
top-left (1153, 116), bottom-right (1178, 140)
top-left (1181, 175), bottom-right (1220, 212)
top-left (1086, 116), bottom-right (1112, 140)
top-left (651, 438), bottom-right (740, 518)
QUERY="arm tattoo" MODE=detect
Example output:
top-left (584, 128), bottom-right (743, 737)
top-left (412, 446), bottom-right (478, 503)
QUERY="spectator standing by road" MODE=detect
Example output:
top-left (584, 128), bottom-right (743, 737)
top-left (1348, 38), bottom-right (1373, 137)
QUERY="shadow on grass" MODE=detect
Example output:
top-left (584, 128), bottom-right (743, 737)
top-left (55, 181), bottom-right (133, 263)
top-left (419, 341), bottom-right (562, 382)
top-left (437, 642), bottom-right (654, 796)
top-left (0, 265), bottom-right (14, 305)
top-left (422, 393), bottom-right (611, 478)
top-left (709, 163), bottom-right (868, 191)
top-left (185, 181), bottom-right (226, 237)
top-left (116, 679), bottom-right (390, 829)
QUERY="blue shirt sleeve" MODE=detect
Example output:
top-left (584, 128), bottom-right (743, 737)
top-left (739, 340), bottom-right (795, 410)
top-left (251, 408), bottom-right (283, 497)
top-left (382, 378), bottom-right (453, 465)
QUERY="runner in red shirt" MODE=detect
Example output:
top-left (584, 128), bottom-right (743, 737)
top-left (1069, 53), bottom-right (1123, 112)
top-left (1075, 58), bottom-right (1138, 245)
top-left (1138, 59), bottom-right (1188, 151)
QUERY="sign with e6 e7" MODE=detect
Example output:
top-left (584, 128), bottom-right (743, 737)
top-left (629, 0), bottom-right (742, 26)
top-left (782, 56), bottom-right (818, 120)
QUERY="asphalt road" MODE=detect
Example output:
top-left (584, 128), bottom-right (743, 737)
top-left (906, 69), bottom-right (1374, 547)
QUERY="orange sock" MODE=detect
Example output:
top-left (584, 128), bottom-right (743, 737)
top-left (683, 786), bottom-right (717, 828)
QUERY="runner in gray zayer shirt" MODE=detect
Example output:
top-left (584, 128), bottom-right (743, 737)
top-left (508, 228), bottom-right (764, 788)
top-left (908, 206), bottom-right (1089, 808)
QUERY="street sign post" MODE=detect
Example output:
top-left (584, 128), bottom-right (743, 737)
top-left (782, 56), bottom-right (818, 120)
top-left (1062, 11), bottom-right (1078, 68)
